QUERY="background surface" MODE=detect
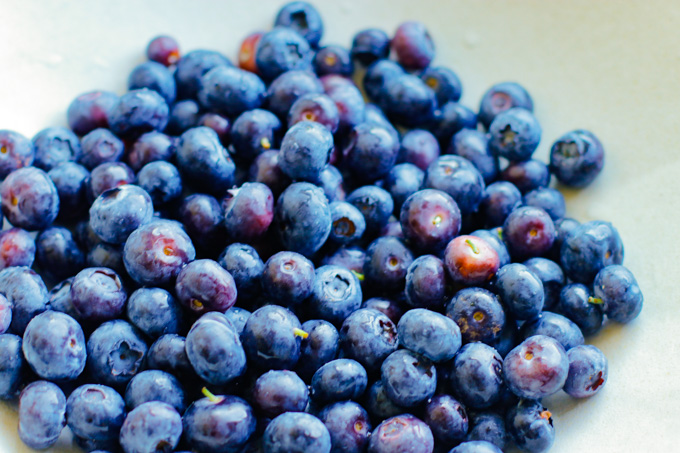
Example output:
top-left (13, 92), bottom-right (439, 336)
top-left (0, 0), bottom-right (677, 451)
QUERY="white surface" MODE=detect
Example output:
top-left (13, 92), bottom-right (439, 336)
top-left (0, 0), bottom-right (678, 452)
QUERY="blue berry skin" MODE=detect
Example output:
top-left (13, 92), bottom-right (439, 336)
top-left (87, 243), bottom-right (126, 277)
top-left (0, 294), bottom-right (11, 333)
top-left (549, 129), bottom-right (605, 187)
top-left (365, 379), bottom-right (405, 421)
top-left (35, 226), bottom-right (85, 280)
top-left (66, 384), bottom-right (126, 441)
top-left (466, 412), bottom-right (507, 450)
top-left (493, 263), bottom-right (544, 320)
top-left (478, 82), bottom-right (534, 129)
top-left (450, 440), bottom-right (503, 453)
top-left (218, 243), bottom-right (264, 300)
top-left (520, 311), bottom-right (584, 351)
top-left (0, 227), bottom-right (35, 270)
top-left (548, 217), bottom-right (581, 262)
top-left (449, 129), bottom-right (497, 185)
top-left (523, 188), bottom-right (566, 221)
top-left (275, 1), bottom-right (323, 47)
top-left (363, 59), bottom-right (404, 103)
top-left (67, 91), bottom-right (118, 136)
top-left (503, 335), bottom-right (568, 399)
top-left (22, 311), bottom-right (86, 381)
top-left (183, 394), bottom-right (256, 453)
top-left (0, 334), bottom-right (24, 398)
top-left (262, 251), bottom-right (315, 306)
top-left (32, 126), bottom-right (81, 171)
top-left (397, 129), bottom-right (439, 172)
top-left (594, 264), bottom-right (643, 323)
top-left (428, 102), bottom-right (478, 147)
top-left (385, 163), bottom-right (425, 214)
top-left (322, 75), bottom-right (367, 132)
top-left (279, 121), bottom-right (333, 183)
top-left (230, 109), bottom-right (281, 164)
top-left (263, 412), bottom-right (331, 453)
top-left (178, 194), bottom-right (226, 252)
top-left (128, 61), bottom-right (176, 105)
top-left (470, 229), bottom-right (511, 268)
top-left (423, 394), bottom-right (468, 446)
top-left (296, 319), bottom-right (339, 381)
top-left (503, 206), bottom-right (556, 260)
top-left (449, 343), bottom-right (503, 409)
top-left (176, 259), bottom-right (237, 314)
top-left (87, 320), bottom-right (148, 389)
top-left (275, 182), bottom-right (332, 258)
top-left (500, 159), bottom-right (551, 194)
top-left (362, 297), bottom-right (405, 324)
top-left (505, 399), bottom-right (554, 453)
top-left (109, 88), bottom-right (169, 139)
top-left (364, 237), bottom-right (414, 291)
top-left (249, 149), bottom-right (291, 197)
top-left (381, 349), bottom-right (436, 407)
top-left (405, 255), bottom-right (447, 309)
top-left (343, 122), bottom-right (400, 183)
top-left (197, 112), bottom-right (232, 146)
top-left (166, 99), bottom-right (200, 135)
top-left (339, 308), bottom-right (398, 372)
top-left (125, 370), bottom-right (186, 413)
top-left (223, 307), bottom-right (251, 336)
top-left (48, 280), bottom-right (77, 322)
top-left (88, 161), bottom-right (136, 200)
top-left (351, 29), bottom-right (390, 65)
top-left (560, 220), bottom-right (624, 284)
top-left (242, 305), bottom-right (303, 370)
top-left (253, 370), bottom-right (309, 417)
top-left (368, 414), bottom-right (434, 453)
top-left (174, 49), bottom-right (231, 100)
top-left (381, 74), bottom-right (437, 128)
top-left (1, 166), bottom-right (59, 231)
top-left (319, 401), bottom-right (371, 453)
top-left (147, 334), bottom-right (194, 379)
top-left (127, 131), bottom-right (175, 172)
top-left (256, 27), bottom-right (313, 82)
top-left (523, 257), bottom-right (565, 310)
top-left (321, 245), bottom-right (366, 276)
top-left (126, 287), bottom-right (183, 339)
top-left (0, 267), bottom-right (48, 334)
top-left (136, 161), bottom-right (183, 206)
top-left (120, 401), bottom-right (182, 453)
top-left (289, 93), bottom-right (341, 133)
top-left (48, 162), bottom-right (90, 220)
top-left (488, 108), bottom-right (542, 162)
top-left (398, 308), bottom-right (461, 363)
top-left (0, 130), bottom-right (34, 178)
top-left (425, 155), bottom-right (486, 216)
top-left (312, 358), bottom-right (368, 404)
top-left (70, 267), bottom-right (126, 323)
top-left (328, 201), bottom-right (366, 245)
top-left (479, 181), bottom-right (522, 228)
top-left (89, 185), bottom-right (154, 244)
top-left (392, 21), bottom-right (435, 70)
top-left (198, 66), bottom-right (266, 116)
top-left (223, 182), bottom-right (275, 243)
top-left (266, 70), bottom-right (323, 118)
top-left (400, 188), bottom-right (462, 254)
top-left (564, 344), bottom-right (608, 398)
top-left (18, 380), bottom-right (67, 450)
top-left (346, 185), bottom-right (394, 236)
top-left (421, 66), bottom-right (462, 106)
top-left (447, 288), bottom-right (506, 345)
top-left (176, 127), bottom-right (235, 196)
top-left (314, 45), bottom-right (353, 76)
top-left (556, 283), bottom-right (604, 336)
top-left (309, 265), bottom-right (363, 325)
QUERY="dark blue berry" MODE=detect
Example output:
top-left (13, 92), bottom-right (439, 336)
top-left (18, 380), bottom-right (67, 449)
top-left (87, 320), bottom-right (148, 389)
top-left (381, 349), bottom-right (436, 407)
top-left (493, 263), bottom-right (544, 320)
top-left (137, 161), bottom-right (183, 206)
top-left (0, 266), bottom-right (48, 334)
top-left (174, 49), bottom-right (231, 100)
top-left (564, 344), bottom-right (608, 398)
top-left (339, 308), bottom-right (398, 372)
top-left (392, 21), bottom-right (435, 70)
top-left (67, 91), bottom-right (118, 136)
top-left (263, 412), bottom-right (331, 453)
top-left (119, 401), bottom-right (183, 453)
top-left (425, 155), bottom-right (485, 215)
top-left (296, 319), bottom-right (339, 381)
top-left (274, 1), bottom-right (324, 47)
top-left (275, 182), bottom-right (331, 257)
top-left (311, 358), bottom-right (368, 404)
top-left (449, 342), bottom-right (504, 409)
top-left (32, 126), bottom-right (81, 171)
top-left (505, 399), bottom-right (554, 453)
top-left (560, 220), bottom-right (623, 284)
top-left (404, 255), bottom-right (447, 309)
top-left (318, 400), bottom-right (371, 453)
top-left (309, 265), bottom-right (363, 325)
top-left (262, 251), bottom-right (315, 306)
top-left (556, 283), bottom-right (604, 336)
top-left (198, 66), bottom-right (266, 116)
top-left (368, 414), bottom-right (434, 453)
top-left (109, 88), bottom-right (169, 139)
top-left (520, 311), bottom-right (584, 350)
top-left (218, 243), bottom-right (264, 300)
top-left (503, 335), bottom-right (568, 399)
top-left (128, 61), bottom-right (176, 105)
top-left (593, 264), bottom-right (643, 323)
top-left (242, 305), bottom-right (303, 370)
top-left (449, 129), bottom-right (498, 184)
top-left (500, 159), bottom-right (551, 194)
top-left (351, 29), bottom-right (390, 65)
top-left (423, 394), bottom-right (468, 445)
top-left (478, 82), bottom-right (533, 129)
top-left (549, 129), bottom-right (605, 187)
top-left (1, 166), bottom-right (59, 231)
top-left (314, 45), bottom-right (353, 76)
top-left (124, 370), bottom-right (186, 413)
top-left (66, 384), bottom-right (126, 442)
top-left (447, 287), bottom-right (506, 345)
top-left (253, 370), bottom-right (308, 417)
top-left (256, 28), bottom-right (313, 82)
top-left (126, 287), bottom-right (183, 339)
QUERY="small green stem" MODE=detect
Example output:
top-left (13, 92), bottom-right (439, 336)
top-left (588, 297), bottom-right (604, 305)
top-left (465, 239), bottom-right (480, 254)
top-left (293, 328), bottom-right (309, 339)
top-left (202, 387), bottom-right (223, 403)
top-left (351, 270), bottom-right (365, 281)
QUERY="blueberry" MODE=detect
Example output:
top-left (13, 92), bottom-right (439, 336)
top-left (176, 127), bottom-right (235, 196)
top-left (318, 401), bottom-right (371, 453)
top-left (523, 257), bottom-right (565, 310)
top-left (398, 308), bottom-right (461, 363)
top-left (397, 129), bottom-right (439, 172)
top-left (66, 384), bottom-right (126, 441)
top-left (166, 99), bottom-right (200, 135)
top-left (35, 226), bottom-right (85, 280)
top-left (448, 343), bottom-right (503, 409)
top-left (311, 358), bottom-right (368, 405)
top-left (32, 126), bottom-right (81, 171)
top-left (178, 194), bottom-right (226, 252)
top-left (218, 243), bottom-right (264, 300)
top-left (381, 349), bottom-right (436, 407)
top-left (469, 228), bottom-right (511, 268)
top-left (362, 297), bottom-right (405, 324)
top-left (343, 122), bottom-right (400, 183)
top-left (556, 283), bottom-right (604, 336)
top-left (0, 294), bottom-right (11, 334)
top-left (314, 45), bottom-right (353, 76)
top-left (88, 161), bottom-right (136, 200)
top-left (296, 319), bottom-right (339, 381)
top-left (309, 265), bottom-right (363, 325)
top-left (266, 70), bottom-right (323, 118)
top-left (346, 185), bottom-right (394, 236)
top-left (70, 267), bottom-right (126, 323)
top-left (479, 181), bottom-right (522, 228)
top-left (223, 182), bottom-right (275, 243)
top-left (119, 401), bottom-right (183, 453)
top-left (146, 35), bottom-right (180, 67)
top-left (137, 161), bottom-right (183, 206)
top-left (404, 255), bottom-right (448, 309)
top-left (242, 305), bottom-right (303, 370)
top-left (320, 245), bottom-right (366, 276)
top-left (176, 259), bottom-right (237, 314)
top-left (423, 394), bottom-right (468, 446)
top-left (381, 74), bottom-right (437, 128)
top-left (351, 29), bottom-right (390, 65)
top-left (550, 129), bottom-right (605, 187)
top-left (261, 251), bottom-right (315, 306)
top-left (505, 399), bottom-right (554, 453)
top-left (1, 166), bottom-right (59, 231)
top-left (444, 235), bottom-right (500, 287)
top-left (18, 380), bottom-right (67, 450)
top-left (0, 334), bottom-right (24, 398)
top-left (67, 91), bottom-right (118, 136)
top-left (368, 414), bottom-right (434, 453)
top-left (428, 102), bottom-right (478, 146)
top-left (493, 263), bottom-right (544, 320)
top-left (523, 188), bottom-right (566, 221)
top-left (339, 308), bottom-right (398, 372)
top-left (274, 1), bottom-right (324, 47)
top-left (126, 287), bottom-right (183, 339)
top-left (248, 150), bottom-right (291, 197)
top-left (363, 237), bottom-right (414, 292)
top-left (253, 370), bottom-right (309, 417)
top-left (564, 344), bottom-right (608, 398)
top-left (466, 412), bottom-right (507, 450)
top-left (449, 129), bottom-right (497, 184)
top-left (256, 27), bottom-right (313, 82)
top-left (520, 311), bottom-right (584, 351)
top-left (48, 278), bottom-right (78, 320)
top-left (198, 66), bottom-right (266, 116)
top-left (400, 188), bottom-right (461, 254)
top-left (175, 49), bottom-right (234, 101)
top-left (279, 120), bottom-right (333, 182)
top-left (0, 227), bottom-right (35, 270)
top-left (87, 243), bottom-right (126, 277)
top-left (363, 59), bottom-right (404, 104)
top-left (109, 88), bottom-right (169, 139)
top-left (365, 379), bottom-right (405, 421)
top-left (488, 108), bottom-right (541, 162)
top-left (288, 93), bottom-right (340, 132)
top-left (321, 75), bottom-right (366, 132)
top-left (421, 66), bottom-right (462, 106)
top-left (328, 201), bottom-right (366, 245)
top-left (48, 162), bottom-right (90, 220)
top-left (425, 155), bottom-right (485, 215)
top-left (450, 440), bottom-right (503, 453)
top-left (223, 307), bottom-right (251, 336)
top-left (391, 21), bottom-right (435, 70)
top-left (87, 320), bottom-right (148, 389)
top-left (128, 61), bottom-right (176, 105)
top-left (503, 206), bottom-right (556, 260)
top-left (125, 369), bottom-right (186, 412)
top-left (560, 220), bottom-right (623, 284)
top-left (503, 335), bottom-right (568, 399)
top-left (146, 334), bottom-right (194, 379)
top-left (478, 82), bottom-right (533, 129)
top-left (263, 412), bottom-right (331, 453)
top-left (548, 217), bottom-right (581, 262)
top-left (593, 264), bottom-right (643, 323)
top-left (447, 288), bottom-right (506, 345)
top-left (500, 159), bottom-right (550, 194)
top-left (231, 109), bottom-right (282, 163)
top-left (0, 267), bottom-right (48, 334)
top-left (89, 185), bottom-right (154, 244)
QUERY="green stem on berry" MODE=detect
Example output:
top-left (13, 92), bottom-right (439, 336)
top-left (351, 270), bottom-right (365, 281)
top-left (202, 387), bottom-right (223, 403)
top-left (293, 328), bottom-right (309, 339)
top-left (588, 297), bottom-right (604, 305)
top-left (465, 239), bottom-right (480, 254)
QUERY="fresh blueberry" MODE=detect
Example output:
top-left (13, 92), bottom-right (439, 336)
top-left (381, 74), bottom-right (437, 128)
top-left (178, 193), bottom-right (226, 252)
top-left (560, 220), bottom-right (623, 284)
top-left (593, 264), bottom-right (643, 323)
top-left (548, 217), bottom-right (581, 262)
top-left (128, 61), bottom-right (176, 105)
top-left (218, 243), bottom-right (264, 300)
top-left (328, 201), bottom-right (366, 245)
top-left (146, 334), bottom-right (194, 380)
top-left (0, 131), bottom-right (34, 180)
top-left (136, 161), bottom-right (183, 206)
top-left (321, 75), bottom-right (367, 132)
top-left (505, 399), bottom-right (554, 453)
top-left (176, 126), bottom-right (235, 195)
top-left (523, 188), bottom-right (566, 221)
top-left (479, 181), bottom-right (522, 228)
top-left (391, 21), bottom-right (435, 70)
top-left (447, 288), bottom-right (506, 345)
top-left (556, 283), bottom-right (604, 336)
top-left (478, 82), bottom-right (533, 129)
top-left (288, 93), bottom-right (340, 132)
top-left (263, 412), bottom-right (331, 453)
top-left (421, 66), bottom-right (462, 106)
top-left (146, 35), bottom-right (180, 67)
top-left (175, 259), bottom-right (237, 314)
top-left (296, 319), bottom-right (339, 381)
top-left (449, 129), bottom-right (498, 184)
top-left (67, 91), bottom-right (118, 136)
top-left (363, 237), bottom-right (414, 292)
top-left (18, 380), bottom-right (67, 450)
top-left (550, 129), bottom-right (605, 187)
top-left (248, 149), bottom-right (291, 197)
top-left (564, 344), bottom-right (608, 398)
top-left (198, 66), bottom-right (265, 116)
top-left (279, 120), bottom-right (333, 182)
top-left (109, 88), bottom-right (169, 139)
top-left (126, 287), bottom-right (183, 339)
top-left (174, 49), bottom-right (231, 99)
top-left (35, 226), bottom-right (85, 281)
top-left (425, 155), bottom-right (485, 215)
top-left (520, 311), bottom-right (584, 351)
top-left (66, 384), bottom-right (126, 442)
top-left (488, 108), bottom-right (541, 162)
top-left (361, 297), bottom-right (404, 324)
top-left (404, 255), bottom-right (447, 309)
top-left (89, 185), bottom-right (154, 244)
top-left (319, 400), bottom-right (371, 453)
top-left (320, 245), bottom-right (366, 276)
top-left (266, 70), bottom-right (323, 119)
top-left (470, 228), bottom-right (511, 267)
top-left (124, 370), bottom-right (186, 413)
top-left (500, 159), bottom-right (550, 194)
top-left (253, 370), bottom-right (309, 417)
top-left (119, 401), bottom-right (183, 453)
top-left (343, 122), bottom-right (400, 183)
top-left (351, 29), bottom-right (390, 65)
top-left (523, 257), bottom-right (565, 310)
top-left (312, 358), bottom-right (368, 403)
top-left (346, 185), bottom-right (394, 236)
top-left (0, 334), bottom-right (24, 398)
top-left (87, 320), bottom-right (148, 389)
top-left (493, 263), bottom-right (544, 320)
top-left (450, 440), bottom-right (503, 453)
top-left (400, 188), bottom-right (461, 254)
top-left (428, 102), bottom-right (478, 147)
top-left (87, 243), bottom-right (126, 277)
top-left (129, 132), bottom-right (176, 172)
top-left (47, 278), bottom-right (78, 320)
top-left (48, 162), bottom-right (90, 220)
top-left (365, 379), bottom-right (405, 422)
top-left (223, 307), bottom-right (251, 336)
top-left (503, 335), bottom-right (568, 399)
top-left (423, 394), bottom-right (468, 446)
top-left (503, 206), bottom-right (556, 260)
top-left (309, 265), bottom-right (363, 325)
top-left (32, 126), bottom-right (81, 171)
top-left (256, 27), bottom-right (313, 82)
top-left (70, 267), bottom-right (127, 323)
top-left (275, 182), bottom-right (331, 257)
top-left (0, 294), bottom-right (11, 334)
top-left (449, 342), bottom-right (504, 409)
top-left (0, 266), bottom-right (48, 334)
top-left (363, 59), bottom-right (404, 104)
top-left (87, 161), bottom-right (136, 200)
top-left (1, 166), bottom-right (59, 231)
top-left (466, 412), bottom-right (507, 450)
top-left (381, 349), bottom-right (436, 407)
top-left (242, 305), bottom-right (303, 370)
top-left (397, 129), bottom-right (439, 172)
top-left (223, 182), bottom-right (274, 243)
top-left (261, 251), bottom-right (315, 306)
top-left (0, 227), bottom-right (35, 270)
top-left (230, 109), bottom-right (281, 163)
top-left (274, 1), bottom-right (324, 47)
top-left (368, 414), bottom-right (434, 453)
top-left (398, 308), bottom-right (461, 363)
top-left (339, 308), bottom-right (398, 372)
top-left (166, 99), bottom-right (200, 135)
top-left (314, 45), bottom-right (353, 76)
top-left (444, 235), bottom-right (500, 287)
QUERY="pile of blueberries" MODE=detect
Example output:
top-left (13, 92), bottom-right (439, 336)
top-left (0, 2), bottom-right (644, 453)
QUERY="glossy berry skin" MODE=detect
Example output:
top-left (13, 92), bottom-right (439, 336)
top-left (381, 349), bottom-right (436, 407)
top-left (288, 93), bottom-right (340, 132)
top-left (87, 320), bottom-right (148, 389)
top-left (248, 150), bottom-right (291, 196)
top-left (520, 311), bottom-right (584, 351)
top-left (137, 160), bottom-right (182, 206)
top-left (445, 235), bottom-right (500, 286)
top-left (35, 226), bottom-right (86, 280)
top-left (274, 1), bottom-right (324, 47)
top-left (218, 243), bottom-right (264, 300)
top-left (368, 414), bottom-right (434, 453)
top-left (423, 394), bottom-right (468, 445)
top-left (564, 344), bottom-right (608, 398)
top-left (560, 220), bottom-right (623, 284)
top-left (381, 74), bottom-right (437, 128)
top-left (466, 412), bottom-right (507, 450)
top-left (479, 182), bottom-right (522, 228)
top-left (70, 267), bottom-right (126, 322)
top-left (176, 126), bottom-right (235, 196)
top-left (0, 334), bottom-right (24, 398)
top-left (397, 129), bottom-right (439, 172)
top-left (223, 182), bottom-right (274, 243)
top-left (0, 267), bottom-right (48, 334)
top-left (500, 159), bottom-right (551, 194)
top-left (253, 370), bottom-right (309, 417)
top-left (362, 297), bottom-right (404, 324)
top-left (275, 182), bottom-right (331, 257)
top-left (523, 188), bottom-right (566, 221)
top-left (503, 335), bottom-right (569, 399)
top-left (447, 288), bottom-right (506, 345)
top-left (520, 258), bottom-right (564, 311)
top-left (309, 265), bottom-right (363, 325)
top-left (0, 294), bottom-right (11, 334)
top-left (223, 307), bottom-right (251, 336)
top-left (322, 75), bottom-right (367, 132)
top-left (127, 131), bottom-right (175, 171)
top-left (0, 227), bottom-right (35, 270)
top-left (262, 251), bottom-right (315, 306)
top-left (363, 59), bottom-right (404, 103)
top-left (429, 102), bottom-right (478, 147)
top-left (146, 334), bottom-right (194, 379)
top-left (557, 283), bottom-right (604, 336)
top-left (478, 82), bottom-right (534, 129)
top-left (550, 129), bottom-right (605, 187)
top-left (166, 99), bottom-right (199, 135)
top-left (18, 380), bottom-right (67, 450)
top-left (312, 358), bottom-right (368, 403)
top-left (505, 399), bottom-right (555, 453)
top-left (47, 279), bottom-right (78, 321)
top-left (488, 108), bottom-right (542, 162)
top-left (426, 155), bottom-right (485, 215)
top-left (127, 287), bottom-right (183, 339)
top-left (503, 206), bottom-right (556, 260)
top-left (119, 401), bottom-right (182, 453)
top-left (421, 66), bottom-right (462, 106)
top-left (125, 369), bottom-right (185, 413)
top-left (449, 343), bottom-right (504, 410)
top-left (109, 88), bottom-right (169, 139)
top-left (89, 185), bottom-right (154, 244)
top-left (242, 305), bottom-right (303, 370)
top-left (392, 21), bottom-right (435, 70)
top-left (364, 237), bottom-right (414, 291)
top-left (183, 394), bottom-right (256, 453)
top-left (32, 126), bottom-right (81, 171)
top-left (404, 254), bottom-right (447, 309)
top-left (339, 308), bottom-right (398, 372)
top-left (365, 379), bottom-right (405, 421)
top-left (198, 66), bottom-right (265, 116)
top-left (344, 122), bottom-right (400, 183)
top-left (351, 28), bottom-right (390, 65)
top-left (66, 384), bottom-right (126, 441)
top-left (128, 61), bottom-right (177, 105)
top-left (146, 35), bottom-right (180, 66)
top-left (174, 49), bottom-right (231, 99)
top-left (346, 185), bottom-right (394, 236)
top-left (1, 166), bottom-right (59, 231)
top-left (0, 131), bottom-right (33, 180)
top-left (48, 162), bottom-right (89, 220)
top-left (594, 264), bottom-right (643, 323)
top-left (328, 201), bottom-right (366, 245)
top-left (230, 109), bottom-right (281, 163)
top-left (67, 91), bottom-right (118, 136)
top-left (256, 27), bottom-right (313, 82)
top-left (314, 45), bottom-right (353, 76)
top-left (296, 319), bottom-right (339, 380)
top-left (398, 308), bottom-right (461, 363)
top-left (400, 188), bottom-right (461, 254)
top-left (449, 129), bottom-right (497, 184)
top-left (264, 412), bottom-right (331, 453)
top-left (266, 70), bottom-right (323, 119)
top-left (319, 401), bottom-right (371, 453)
top-left (175, 259), bottom-right (237, 314)
top-left (321, 245), bottom-right (366, 275)
top-left (279, 120), bottom-right (333, 182)
top-left (178, 194), bottom-right (225, 252)
top-left (88, 161), bottom-right (136, 200)
top-left (493, 263), bottom-right (545, 320)
top-left (450, 440), bottom-right (503, 453)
